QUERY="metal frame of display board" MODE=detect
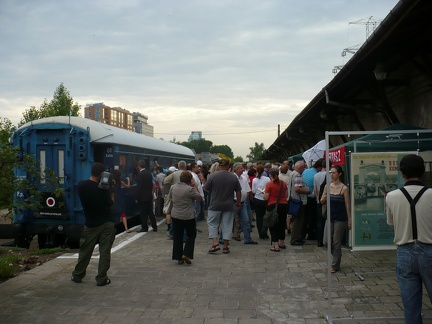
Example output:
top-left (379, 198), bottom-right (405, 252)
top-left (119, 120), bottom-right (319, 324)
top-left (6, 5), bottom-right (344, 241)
top-left (324, 129), bottom-right (432, 324)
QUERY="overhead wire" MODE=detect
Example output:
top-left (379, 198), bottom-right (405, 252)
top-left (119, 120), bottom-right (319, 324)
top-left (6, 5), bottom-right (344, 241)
top-left (154, 129), bottom-right (275, 136)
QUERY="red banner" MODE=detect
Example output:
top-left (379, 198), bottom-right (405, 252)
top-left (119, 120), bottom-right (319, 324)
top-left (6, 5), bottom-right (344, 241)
top-left (324, 146), bottom-right (346, 165)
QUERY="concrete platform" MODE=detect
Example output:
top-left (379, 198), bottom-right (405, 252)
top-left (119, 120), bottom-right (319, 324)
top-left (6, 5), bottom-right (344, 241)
top-left (0, 217), bottom-right (431, 324)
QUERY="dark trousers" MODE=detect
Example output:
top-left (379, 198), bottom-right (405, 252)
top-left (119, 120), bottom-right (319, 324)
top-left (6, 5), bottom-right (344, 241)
top-left (269, 204), bottom-right (288, 243)
top-left (139, 200), bottom-right (157, 230)
top-left (303, 197), bottom-right (317, 240)
top-left (172, 217), bottom-right (196, 260)
top-left (197, 200), bottom-right (205, 220)
top-left (72, 222), bottom-right (115, 284)
top-left (155, 195), bottom-right (164, 217)
top-left (290, 205), bottom-right (306, 244)
top-left (316, 203), bottom-right (325, 245)
top-left (253, 198), bottom-right (268, 238)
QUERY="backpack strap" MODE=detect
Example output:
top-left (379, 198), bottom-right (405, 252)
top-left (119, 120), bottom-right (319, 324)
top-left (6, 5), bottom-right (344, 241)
top-left (399, 186), bottom-right (429, 240)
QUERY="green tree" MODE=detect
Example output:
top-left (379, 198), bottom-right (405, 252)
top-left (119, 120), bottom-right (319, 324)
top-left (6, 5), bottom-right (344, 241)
top-left (211, 145), bottom-right (234, 159)
top-left (0, 118), bottom-right (15, 211)
top-left (233, 156), bottom-right (244, 162)
top-left (179, 139), bottom-right (213, 154)
top-left (0, 117), bottom-right (64, 220)
top-left (19, 83), bottom-right (81, 126)
top-left (247, 142), bottom-right (265, 161)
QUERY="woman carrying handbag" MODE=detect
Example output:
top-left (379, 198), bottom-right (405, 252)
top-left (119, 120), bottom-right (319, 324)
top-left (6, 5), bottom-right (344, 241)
top-left (264, 168), bottom-right (288, 252)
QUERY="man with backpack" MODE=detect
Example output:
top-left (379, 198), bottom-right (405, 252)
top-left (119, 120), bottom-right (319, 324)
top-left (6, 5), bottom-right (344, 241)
top-left (386, 154), bottom-right (432, 324)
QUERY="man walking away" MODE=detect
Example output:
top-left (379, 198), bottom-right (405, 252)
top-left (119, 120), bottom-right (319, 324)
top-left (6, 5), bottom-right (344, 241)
top-left (204, 159), bottom-right (241, 254)
top-left (135, 160), bottom-right (157, 232)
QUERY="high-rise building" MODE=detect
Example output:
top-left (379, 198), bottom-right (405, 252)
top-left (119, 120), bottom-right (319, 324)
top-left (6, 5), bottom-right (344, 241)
top-left (188, 131), bottom-right (202, 142)
top-left (110, 106), bottom-right (134, 131)
top-left (133, 112), bottom-right (154, 137)
top-left (84, 103), bottom-right (152, 136)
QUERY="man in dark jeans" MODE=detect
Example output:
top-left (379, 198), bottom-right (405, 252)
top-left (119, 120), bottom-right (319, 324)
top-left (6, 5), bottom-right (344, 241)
top-left (135, 160), bottom-right (157, 232)
top-left (386, 154), bottom-right (432, 323)
top-left (72, 162), bottom-right (115, 286)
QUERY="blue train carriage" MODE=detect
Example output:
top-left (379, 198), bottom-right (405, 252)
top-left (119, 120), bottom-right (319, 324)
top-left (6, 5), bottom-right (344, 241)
top-left (9, 116), bottom-right (195, 248)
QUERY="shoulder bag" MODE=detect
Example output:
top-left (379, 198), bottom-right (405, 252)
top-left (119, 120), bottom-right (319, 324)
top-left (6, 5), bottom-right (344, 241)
top-left (163, 186), bottom-right (173, 215)
top-left (263, 182), bottom-right (283, 228)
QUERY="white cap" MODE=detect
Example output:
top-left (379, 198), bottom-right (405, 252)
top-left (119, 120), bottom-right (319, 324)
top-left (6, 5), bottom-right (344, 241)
top-left (197, 160), bottom-right (203, 166)
top-left (168, 166), bottom-right (177, 172)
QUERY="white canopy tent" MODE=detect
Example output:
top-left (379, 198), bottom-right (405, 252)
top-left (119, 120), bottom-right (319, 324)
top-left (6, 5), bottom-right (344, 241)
top-left (302, 139), bottom-right (326, 167)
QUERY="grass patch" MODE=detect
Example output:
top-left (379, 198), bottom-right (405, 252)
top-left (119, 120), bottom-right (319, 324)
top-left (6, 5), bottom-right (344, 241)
top-left (0, 247), bottom-right (71, 281)
top-left (29, 247), bottom-right (68, 255)
top-left (0, 254), bottom-right (22, 279)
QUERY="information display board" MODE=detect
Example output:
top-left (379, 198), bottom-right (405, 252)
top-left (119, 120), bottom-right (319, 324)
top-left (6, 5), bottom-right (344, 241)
top-left (350, 152), bottom-right (412, 251)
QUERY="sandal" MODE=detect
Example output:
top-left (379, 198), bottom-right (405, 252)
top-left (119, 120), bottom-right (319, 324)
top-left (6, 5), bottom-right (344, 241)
top-left (209, 244), bottom-right (220, 253)
top-left (223, 247), bottom-right (230, 254)
top-left (270, 247), bottom-right (280, 252)
top-left (182, 255), bottom-right (192, 264)
top-left (279, 245), bottom-right (287, 249)
top-left (331, 268), bottom-right (337, 273)
top-left (126, 230), bottom-right (131, 233)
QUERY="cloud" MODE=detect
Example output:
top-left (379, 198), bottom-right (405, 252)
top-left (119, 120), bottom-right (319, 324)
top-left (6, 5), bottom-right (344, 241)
top-left (0, 0), bottom-right (398, 159)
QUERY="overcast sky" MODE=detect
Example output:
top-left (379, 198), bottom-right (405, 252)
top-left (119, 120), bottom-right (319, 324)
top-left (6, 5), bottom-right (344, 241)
top-left (0, 0), bottom-right (398, 160)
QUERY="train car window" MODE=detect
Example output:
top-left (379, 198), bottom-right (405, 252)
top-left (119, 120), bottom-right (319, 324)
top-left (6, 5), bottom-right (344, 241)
top-left (40, 150), bottom-right (46, 184)
top-left (119, 155), bottom-right (127, 173)
top-left (58, 150), bottom-right (65, 184)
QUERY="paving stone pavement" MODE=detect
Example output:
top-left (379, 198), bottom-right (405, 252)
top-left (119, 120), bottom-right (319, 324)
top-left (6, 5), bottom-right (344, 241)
top-left (0, 217), bottom-right (431, 324)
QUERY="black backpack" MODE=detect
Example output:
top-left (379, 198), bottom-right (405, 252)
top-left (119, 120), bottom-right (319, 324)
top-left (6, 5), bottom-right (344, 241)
top-left (318, 177), bottom-right (327, 201)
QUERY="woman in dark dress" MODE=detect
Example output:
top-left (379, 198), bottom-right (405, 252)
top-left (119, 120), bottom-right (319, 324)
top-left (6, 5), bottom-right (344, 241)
top-left (320, 165), bottom-right (352, 273)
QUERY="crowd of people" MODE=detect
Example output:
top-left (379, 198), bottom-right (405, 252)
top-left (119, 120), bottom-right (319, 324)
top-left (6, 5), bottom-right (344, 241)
top-left (124, 157), bottom-right (354, 269)
top-left (71, 158), bottom-right (353, 280)
top-left (86, 157), bottom-right (355, 267)
top-left (71, 154), bottom-right (432, 323)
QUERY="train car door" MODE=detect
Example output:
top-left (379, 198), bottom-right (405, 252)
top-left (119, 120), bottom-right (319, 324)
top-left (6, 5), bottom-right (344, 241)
top-left (36, 145), bottom-right (68, 219)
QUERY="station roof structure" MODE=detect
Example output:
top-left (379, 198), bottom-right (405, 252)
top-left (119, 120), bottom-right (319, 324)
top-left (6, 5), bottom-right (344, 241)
top-left (262, 0), bottom-right (432, 161)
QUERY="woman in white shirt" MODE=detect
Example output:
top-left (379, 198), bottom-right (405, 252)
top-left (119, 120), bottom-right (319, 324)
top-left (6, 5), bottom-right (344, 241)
top-left (252, 164), bottom-right (271, 239)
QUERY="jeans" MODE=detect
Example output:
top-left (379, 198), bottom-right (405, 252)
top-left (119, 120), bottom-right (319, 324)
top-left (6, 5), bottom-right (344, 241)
top-left (397, 242), bottom-right (432, 324)
top-left (197, 200), bottom-right (205, 220)
top-left (237, 202), bottom-right (253, 243)
top-left (245, 198), bottom-right (252, 228)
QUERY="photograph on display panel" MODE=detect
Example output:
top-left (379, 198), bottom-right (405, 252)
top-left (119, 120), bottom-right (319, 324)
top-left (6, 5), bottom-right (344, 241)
top-left (350, 152), bottom-right (414, 251)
